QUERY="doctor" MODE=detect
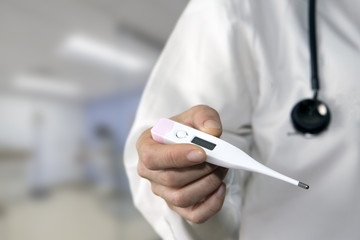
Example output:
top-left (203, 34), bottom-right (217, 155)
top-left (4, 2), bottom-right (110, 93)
top-left (124, 0), bottom-right (360, 239)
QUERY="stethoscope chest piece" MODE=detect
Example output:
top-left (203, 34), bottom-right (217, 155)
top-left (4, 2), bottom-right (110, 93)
top-left (291, 98), bottom-right (331, 135)
top-left (290, 0), bottom-right (331, 135)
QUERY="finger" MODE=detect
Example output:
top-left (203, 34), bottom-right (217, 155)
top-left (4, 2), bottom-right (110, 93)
top-left (138, 162), bottom-right (218, 188)
top-left (151, 167), bottom-right (228, 208)
top-left (168, 183), bottom-right (226, 224)
top-left (173, 105), bottom-right (222, 137)
top-left (137, 129), bottom-right (206, 170)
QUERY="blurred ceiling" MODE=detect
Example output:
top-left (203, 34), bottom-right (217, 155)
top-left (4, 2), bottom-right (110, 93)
top-left (0, 0), bottom-right (189, 99)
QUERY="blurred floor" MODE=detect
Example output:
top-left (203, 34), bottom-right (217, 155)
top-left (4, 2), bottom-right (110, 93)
top-left (0, 186), bottom-right (159, 240)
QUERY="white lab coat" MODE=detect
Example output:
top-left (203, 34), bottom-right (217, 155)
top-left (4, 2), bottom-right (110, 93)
top-left (124, 0), bottom-right (360, 239)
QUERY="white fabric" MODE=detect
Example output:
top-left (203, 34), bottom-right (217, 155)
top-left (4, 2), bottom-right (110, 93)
top-left (124, 0), bottom-right (360, 239)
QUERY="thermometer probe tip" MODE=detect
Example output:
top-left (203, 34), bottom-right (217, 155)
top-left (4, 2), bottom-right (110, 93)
top-left (298, 182), bottom-right (309, 190)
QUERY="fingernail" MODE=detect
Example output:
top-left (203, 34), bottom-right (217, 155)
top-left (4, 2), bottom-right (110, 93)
top-left (187, 150), bottom-right (205, 162)
top-left (216, 184), bottom-right (226, 197)
top-left (203, 120), bottom-right (221, 129)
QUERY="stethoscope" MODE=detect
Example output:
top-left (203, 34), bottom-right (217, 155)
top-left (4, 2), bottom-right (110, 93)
top-left (291, 0), bottom-right (331, 135)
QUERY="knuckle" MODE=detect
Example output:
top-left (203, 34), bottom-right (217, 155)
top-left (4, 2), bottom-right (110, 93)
top-left (161, 171), bottom-right (181, 188)
top-left (171, 191), bottom-right (189, 208)
top-left (137, 162), bottom-right (147, 178)
top-left (140, 151), bottom-right (155, 170)
top-left (164, 148), bottom-right (180, 168)
top-left (205, 173), bottom-right (222, 190)
top-left (188, 213), bottom-right (208, 224)
top-left (208, 199), bottom-right (223, 216)
top-left (150, 184), bottom-right (160, 197)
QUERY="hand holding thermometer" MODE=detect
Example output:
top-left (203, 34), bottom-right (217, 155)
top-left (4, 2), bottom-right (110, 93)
top-left (151, 118), bottom-right (309, 190)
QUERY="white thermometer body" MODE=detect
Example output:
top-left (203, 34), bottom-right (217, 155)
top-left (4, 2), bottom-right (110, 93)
top-left (151, 118), bottom-right (309, 189)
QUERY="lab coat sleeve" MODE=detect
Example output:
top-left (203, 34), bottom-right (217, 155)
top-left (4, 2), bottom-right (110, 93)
top-left (124, 0), bottom-right (256, 239)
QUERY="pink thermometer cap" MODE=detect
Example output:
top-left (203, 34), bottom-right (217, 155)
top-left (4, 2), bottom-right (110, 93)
top-left (151, 118), bottom-right (174, 143)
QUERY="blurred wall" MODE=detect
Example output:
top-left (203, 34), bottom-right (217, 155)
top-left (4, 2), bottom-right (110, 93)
top-left (0, 93), bottom-right (84, 191)
top-left (85, 89), bottom-right (142, 152)
top-left (84, 88), bottom-right (143, 192)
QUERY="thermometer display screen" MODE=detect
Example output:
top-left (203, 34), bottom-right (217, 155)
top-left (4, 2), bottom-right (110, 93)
top-left (191, 137), bottom-right (216, 150)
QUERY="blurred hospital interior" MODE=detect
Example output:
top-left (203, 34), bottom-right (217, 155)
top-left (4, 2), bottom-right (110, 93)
top-left (0, 0), bottom-right (189, 239)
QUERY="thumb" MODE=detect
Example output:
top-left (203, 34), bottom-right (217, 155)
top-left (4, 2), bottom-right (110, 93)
top-left (172, 105), bottom-right (222, 137)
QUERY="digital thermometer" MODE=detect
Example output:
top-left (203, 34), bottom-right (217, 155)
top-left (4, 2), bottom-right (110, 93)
top-left (151, 118), bottom-right (309, 190)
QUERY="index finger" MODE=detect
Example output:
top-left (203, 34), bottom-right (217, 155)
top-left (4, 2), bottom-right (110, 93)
top-left (136, 128), bottom-right (206, 170)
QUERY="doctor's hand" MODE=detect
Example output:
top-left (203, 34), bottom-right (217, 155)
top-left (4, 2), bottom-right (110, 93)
top-left (136, 105), bottom-right (228, 224)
